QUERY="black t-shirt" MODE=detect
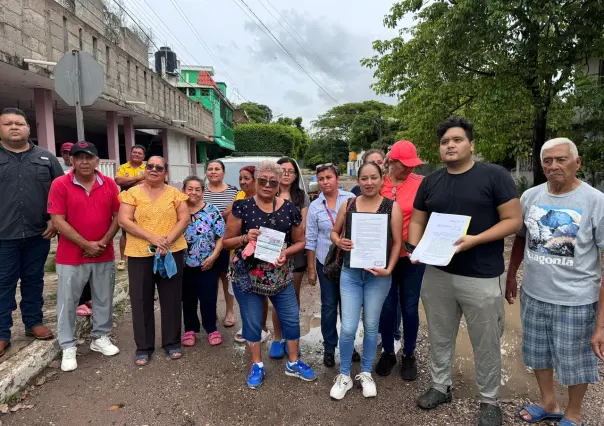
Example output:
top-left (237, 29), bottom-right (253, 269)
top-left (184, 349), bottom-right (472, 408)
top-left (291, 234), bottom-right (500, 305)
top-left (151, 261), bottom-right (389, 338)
top-left (413, 162), bottom-right (517, 278)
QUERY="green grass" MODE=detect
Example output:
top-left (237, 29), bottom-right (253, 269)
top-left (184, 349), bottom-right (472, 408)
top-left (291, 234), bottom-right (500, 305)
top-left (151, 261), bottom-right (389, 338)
top-left (44, 254), bottom-right (56, 273)
top-left (2, 391), bottom-right (21, 405)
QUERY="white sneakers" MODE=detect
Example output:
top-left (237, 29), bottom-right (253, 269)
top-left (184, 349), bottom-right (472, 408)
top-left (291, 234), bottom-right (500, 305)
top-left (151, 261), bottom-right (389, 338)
top-left (90, 335), bottom-right (120, 356)
top-left (355, 372), bottom-right (377, 398)
top-left (330, 374), bottom-right (353, 400)
top-left (61, 347), bottom-right (78, 372)
top-left (330, 372), bottom-right (377, 400)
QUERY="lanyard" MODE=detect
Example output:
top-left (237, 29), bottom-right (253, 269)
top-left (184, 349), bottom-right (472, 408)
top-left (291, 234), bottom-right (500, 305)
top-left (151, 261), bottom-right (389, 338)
top-left (322, 200), bottom-right (335, 226)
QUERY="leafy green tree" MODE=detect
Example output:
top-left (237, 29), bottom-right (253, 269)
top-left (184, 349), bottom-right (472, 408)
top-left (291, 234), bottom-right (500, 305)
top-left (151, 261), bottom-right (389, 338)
top-left (239, 102), bottom-right (273, 124)
top-left (303, 136), bottom-right (350, 169)
top-left (363, 0), bottom-right (604, 184)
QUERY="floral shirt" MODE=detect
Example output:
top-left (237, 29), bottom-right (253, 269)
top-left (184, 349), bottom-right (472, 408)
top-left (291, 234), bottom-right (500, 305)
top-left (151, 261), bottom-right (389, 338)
top-left (230, 197), bottom-right (301, 296)
top-left (184, 203), bottom-right (225, 267)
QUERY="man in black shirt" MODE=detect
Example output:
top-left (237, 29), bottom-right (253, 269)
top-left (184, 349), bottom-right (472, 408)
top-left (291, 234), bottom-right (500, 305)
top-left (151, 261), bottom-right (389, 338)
top-left (408, 117), bottom-right (522, 426)
top-left (0, 108), bottom-right (64, 357)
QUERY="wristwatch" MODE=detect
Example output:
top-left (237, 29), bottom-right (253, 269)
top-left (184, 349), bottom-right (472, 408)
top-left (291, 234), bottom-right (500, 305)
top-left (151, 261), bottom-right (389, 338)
top-left (404, 242), bottom-right (416, 254)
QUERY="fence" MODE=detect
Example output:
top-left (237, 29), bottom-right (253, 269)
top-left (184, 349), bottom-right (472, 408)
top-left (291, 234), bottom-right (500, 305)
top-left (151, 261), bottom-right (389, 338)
top-left (98, 159), bottom-right (116, 178)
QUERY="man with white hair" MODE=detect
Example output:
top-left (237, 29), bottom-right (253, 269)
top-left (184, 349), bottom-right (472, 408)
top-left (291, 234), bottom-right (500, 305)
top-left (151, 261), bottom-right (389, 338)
top-left (506, 137), bottom-right (604, 426)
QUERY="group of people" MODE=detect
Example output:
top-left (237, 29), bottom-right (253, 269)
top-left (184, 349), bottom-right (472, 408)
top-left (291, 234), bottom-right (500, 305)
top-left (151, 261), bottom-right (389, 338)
top-left (0, 106), bottom-right (602, 426)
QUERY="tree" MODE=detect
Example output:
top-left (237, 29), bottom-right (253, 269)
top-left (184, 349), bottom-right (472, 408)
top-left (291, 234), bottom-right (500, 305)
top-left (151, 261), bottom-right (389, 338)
top-left (312, 101), bottom-right (403, 154)
top-left (277, 117), bottom-right (310, 158)
top-left (362, 0), bottom-right (604, 184)
top-left (239, 102), bottom-right (273, 124)
top-left (303, 136), bottom-right (350, 169)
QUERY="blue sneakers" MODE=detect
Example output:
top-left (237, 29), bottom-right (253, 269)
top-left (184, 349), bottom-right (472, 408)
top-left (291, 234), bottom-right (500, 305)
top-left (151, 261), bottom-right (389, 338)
top-left (269, 340), bottom-right (285, 359)
top-left (247, 363), bottom-right (265, 389)
top-left (285, 359), bottom-right (317, 382)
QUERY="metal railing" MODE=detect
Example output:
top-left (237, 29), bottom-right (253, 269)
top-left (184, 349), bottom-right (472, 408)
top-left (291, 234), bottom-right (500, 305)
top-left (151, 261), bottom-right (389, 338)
top-left (220, 122), bottom-right (234, 142)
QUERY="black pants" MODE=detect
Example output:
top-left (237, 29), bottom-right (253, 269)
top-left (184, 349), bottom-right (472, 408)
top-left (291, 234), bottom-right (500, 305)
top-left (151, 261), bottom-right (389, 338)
top-left (182, 265), bottom-right (219, 334)
top-left (128, 251), bottom-right (184, 356)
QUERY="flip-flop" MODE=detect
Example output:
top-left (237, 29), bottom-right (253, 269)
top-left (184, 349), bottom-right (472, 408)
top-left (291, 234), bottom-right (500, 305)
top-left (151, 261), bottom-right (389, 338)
top-left (518, 404), bottom-right (564, 423)
top-left (116, 261), bottom-right (126, 271)
top-left (167, 349), bottom-right (182, 360)
top-left (135, 354), bottom-right (149, 366)
top-left (208, 331), bottom-right (223, 346)
top-left (234, 328), bottom-right (246, 343)
top-left (181, 331), bottom-right (196, 347)
top-left (558, 419), bottom-right (585, 426)
top-left (223, 316), bottom-right (235, 328)
top-left (76, 304), bottom-right (92, 317)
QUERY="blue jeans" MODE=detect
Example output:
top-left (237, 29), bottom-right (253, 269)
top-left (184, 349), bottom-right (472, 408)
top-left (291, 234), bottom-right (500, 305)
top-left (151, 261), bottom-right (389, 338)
top-left (379, 257), bottom-right (425, 356)
top-left (317, 260), bottom-right (339, 354)
top-left (0, 236), bottom-right (51, 340)
top-left (233, 282), bottom-right (300, 343)
top-left (339, 266), bottom-right (391, 375)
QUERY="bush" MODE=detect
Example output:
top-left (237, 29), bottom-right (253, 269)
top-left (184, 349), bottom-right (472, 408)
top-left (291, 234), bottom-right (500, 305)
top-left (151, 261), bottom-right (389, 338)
top-left (234, 123), bottom-right (303, 156)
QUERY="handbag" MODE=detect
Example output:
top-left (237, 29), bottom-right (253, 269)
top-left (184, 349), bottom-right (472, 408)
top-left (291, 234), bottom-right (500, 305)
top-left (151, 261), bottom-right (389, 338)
top-left (323, 198), bottom-right (353, 284)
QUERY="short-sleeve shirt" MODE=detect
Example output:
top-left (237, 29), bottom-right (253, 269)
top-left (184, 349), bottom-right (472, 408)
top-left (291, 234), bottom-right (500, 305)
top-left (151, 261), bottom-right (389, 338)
top-left (116, 161), bottom-right (146, 191)
top-left (118, 185), bottom-right (188, 257)
top-left (231, 197), bottom-right (302, 295)
top-left (203, 184), bottom-right (239, 214)
top-left (413, 162), bottom-right (518, 278)
top-left (519, 181), bottom-right (604, 306)
top-left (184, 203), bottom-right (225, 267)
top-left (48, 171), bottom-right (120, 265)
top-left (382, 173), bottom-right (423, 256)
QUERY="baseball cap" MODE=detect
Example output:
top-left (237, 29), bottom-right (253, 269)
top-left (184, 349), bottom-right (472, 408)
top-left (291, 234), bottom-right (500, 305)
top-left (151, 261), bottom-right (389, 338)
top-left (70, 141), bottom-right (98, 157)
top-left (388, 140), bottom-right (424, 168)
top-left (60, 142), bottom-right (74, 152)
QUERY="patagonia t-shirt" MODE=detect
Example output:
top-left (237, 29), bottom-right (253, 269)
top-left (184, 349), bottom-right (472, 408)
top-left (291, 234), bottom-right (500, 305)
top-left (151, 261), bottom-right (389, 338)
top-left (519, 182), bottom-right (604, 306)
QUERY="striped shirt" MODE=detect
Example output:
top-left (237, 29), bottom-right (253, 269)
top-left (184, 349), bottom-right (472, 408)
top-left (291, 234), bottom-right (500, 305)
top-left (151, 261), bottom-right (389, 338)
top-left (203, 184), bottom-right (239, 214)
top-left (305, 189), bottom-right (355, 265)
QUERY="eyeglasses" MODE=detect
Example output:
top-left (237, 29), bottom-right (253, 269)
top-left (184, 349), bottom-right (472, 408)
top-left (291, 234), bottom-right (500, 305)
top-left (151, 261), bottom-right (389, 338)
top-left (316, 163), bottom-right (334, 172)
top-left (282, 168), bottom-right (296, 176)
top-left (258, 178), bottom-right (279, 188)
top-left (146, 164), bottom-right (165, 172)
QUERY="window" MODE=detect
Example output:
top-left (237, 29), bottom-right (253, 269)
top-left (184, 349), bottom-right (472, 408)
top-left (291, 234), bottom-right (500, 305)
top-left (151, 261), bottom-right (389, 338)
top-left (105, 46), bottom-right (110, 73)
top-left (127, 60), bottom-right (131, 89)
top-left (135, 65), bottom-right (139, 93)
top-left (188, 88), bottom-right (197, 96)
top-left (78, 28), bottom-right (83, 51)
top-left (178, 87), bottom-right (187, 95)
top-left (150, 76), bottom-right (154, 100)
top-left (92, 37), bottom-right (98, 59)
top-left (62, 17), bottom-right (68, 52)
top-left (200, 88), bottom-right (210, 96)
top-left (144, 71), bottom-right (147, 100)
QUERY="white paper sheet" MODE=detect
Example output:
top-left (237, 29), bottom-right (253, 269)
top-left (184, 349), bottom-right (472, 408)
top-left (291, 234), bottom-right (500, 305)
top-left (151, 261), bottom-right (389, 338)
top-left (255, 226), bottom-right (286, 264)
top-left (410, 213), bottom-right (471, 266)
top-left (349, 213), bottom-right (389, 269)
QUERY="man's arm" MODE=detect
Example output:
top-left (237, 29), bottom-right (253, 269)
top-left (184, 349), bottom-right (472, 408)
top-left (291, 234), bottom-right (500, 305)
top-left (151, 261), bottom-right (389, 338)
top-left (505, 235), bottom-right (525, 304)
top-left (100, 213), bottom-right (120, 247)
top-left (454, 198), bottom-right (522, 252)
top-left (114, 174), bottom-right (143, 188)
top-left (51, 214), bottom-right (105, 257)
top-left (305, 203), bottom-right (319, 285)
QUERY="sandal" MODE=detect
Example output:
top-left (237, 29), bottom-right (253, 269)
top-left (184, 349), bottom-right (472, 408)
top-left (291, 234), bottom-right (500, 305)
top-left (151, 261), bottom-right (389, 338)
top-left (181, 331), bottom-right (196, 347)
top-left (558, 419), bottom-right (585, 426)
top-left (234, 328), bottom-right (246, 343)
top-left (76, 304), bottom-right (92, 317)
top-left (223, 315), bottom-right (235, 328)
top-left (135, 354), bottom-right (149, 366)
top-left (116, 260), bottom-right (126, 271)
top-left (167, 349), bottom-right (182, 360)
top-left (208, 331), bottom-right (223, 346)
top-left (518, 404), bottom-right (563, 423)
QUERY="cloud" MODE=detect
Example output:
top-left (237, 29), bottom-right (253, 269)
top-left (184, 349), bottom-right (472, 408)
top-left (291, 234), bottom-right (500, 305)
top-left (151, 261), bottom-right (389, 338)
top-left (284, 90), bottom-right (313, 107)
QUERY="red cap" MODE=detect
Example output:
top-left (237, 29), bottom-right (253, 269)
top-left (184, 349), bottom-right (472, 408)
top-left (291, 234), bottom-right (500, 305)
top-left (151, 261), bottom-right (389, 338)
top-left (388, 140), bottom-right (424, 167)
top-left (61, 142), bottom-right (74, 152)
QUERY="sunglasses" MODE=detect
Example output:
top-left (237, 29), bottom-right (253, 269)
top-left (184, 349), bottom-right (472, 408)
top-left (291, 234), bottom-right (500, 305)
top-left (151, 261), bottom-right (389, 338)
top-left (258, 178), bottom-right (279, 188)
top-left (316, 163), bottom-right (334, 172)
top-left (281, 168), bottom-right (296, 176)
top-left (146, 164), bottom-right (165, 172)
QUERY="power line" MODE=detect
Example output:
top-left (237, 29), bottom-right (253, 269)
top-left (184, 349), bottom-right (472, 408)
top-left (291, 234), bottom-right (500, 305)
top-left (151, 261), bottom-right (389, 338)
top-left (164, 0), bottom-right (249, 103)
top-left (231, 0), bottom-right (339, 104)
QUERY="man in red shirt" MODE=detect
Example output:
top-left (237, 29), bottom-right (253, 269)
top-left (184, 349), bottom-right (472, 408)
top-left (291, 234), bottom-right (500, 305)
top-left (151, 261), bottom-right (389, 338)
top-left (47, 142), bottom-right (121, 372)
top-left (376, 140), bottom-right (427, 380)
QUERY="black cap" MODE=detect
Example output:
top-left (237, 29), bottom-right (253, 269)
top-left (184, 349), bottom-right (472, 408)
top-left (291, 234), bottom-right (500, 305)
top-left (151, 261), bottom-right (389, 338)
top-left (70, 141), bottom-right (98, 157)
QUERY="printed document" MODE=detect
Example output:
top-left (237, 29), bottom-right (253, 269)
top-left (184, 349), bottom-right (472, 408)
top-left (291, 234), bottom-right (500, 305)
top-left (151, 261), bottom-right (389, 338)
top-left (410, 213), bottom-right (471, 266)
top-left (350, 213), bottom-right (389, 269)
top-left (255, 226), bottom-right (286, 264)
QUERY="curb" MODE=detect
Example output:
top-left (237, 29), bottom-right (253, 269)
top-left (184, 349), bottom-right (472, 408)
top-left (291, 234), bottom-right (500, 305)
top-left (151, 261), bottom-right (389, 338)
top-left (0, 277), bottom-right (129, 400)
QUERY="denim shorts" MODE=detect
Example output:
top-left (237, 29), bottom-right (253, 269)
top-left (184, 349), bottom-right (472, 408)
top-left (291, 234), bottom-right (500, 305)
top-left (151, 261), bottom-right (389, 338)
top-left (520, 290), bottom-right (599, 386)
top-left (233, 281), bottom-right (300, 342)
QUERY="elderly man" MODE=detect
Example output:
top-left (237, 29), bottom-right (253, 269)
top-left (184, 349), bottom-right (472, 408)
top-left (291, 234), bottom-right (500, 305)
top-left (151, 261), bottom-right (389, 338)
top-left (114, 144), bottom-right (146, 271)
top-left (0, 107), bottom-right (63, 356)
top-left (506, 138), bottom-right (604, 426)
top-left (408, 116), bottom-right (522, 426)
top-left (48, 142), bottom-right (121, 371)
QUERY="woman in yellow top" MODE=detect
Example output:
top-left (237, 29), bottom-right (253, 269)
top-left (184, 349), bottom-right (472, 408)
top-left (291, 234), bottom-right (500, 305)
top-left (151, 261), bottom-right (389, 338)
top-left (118, 156), bottom-right (189, 366)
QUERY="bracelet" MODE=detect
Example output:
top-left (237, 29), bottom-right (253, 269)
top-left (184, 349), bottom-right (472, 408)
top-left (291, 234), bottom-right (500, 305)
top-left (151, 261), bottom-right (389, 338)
top-left (239, 235), bottom-right (245, 246)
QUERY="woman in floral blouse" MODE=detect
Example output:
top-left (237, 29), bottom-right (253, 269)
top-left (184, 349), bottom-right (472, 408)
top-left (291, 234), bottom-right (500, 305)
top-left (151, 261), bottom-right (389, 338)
top-left (223, 160), bottom-right (316, 389)
top-left (181, 176), bottom-right (225, 347)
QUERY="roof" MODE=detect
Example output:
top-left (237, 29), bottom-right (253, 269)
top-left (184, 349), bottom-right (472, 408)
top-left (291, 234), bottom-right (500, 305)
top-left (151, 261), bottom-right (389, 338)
top-left (196, 72), bottom-right (235, 109)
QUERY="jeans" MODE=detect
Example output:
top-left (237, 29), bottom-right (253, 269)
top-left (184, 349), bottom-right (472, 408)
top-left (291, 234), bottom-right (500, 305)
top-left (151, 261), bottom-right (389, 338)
top-left (233, 282), bottom-right (300, 343)
top-left (182, 265), bottom-right (219, 334)
top-left (317, 260), bottom-right (339, 354)
top-left (339, 267), bottom-right (391, 375)
top-left (0, 236), bottom-right (50, 340)
top-left (379, 257), bottom-right (425, 356)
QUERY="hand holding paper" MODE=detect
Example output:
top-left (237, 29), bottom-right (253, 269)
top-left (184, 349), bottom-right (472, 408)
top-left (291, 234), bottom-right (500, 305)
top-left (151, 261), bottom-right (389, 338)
top-left (410, 213), bottom-right (471, 266)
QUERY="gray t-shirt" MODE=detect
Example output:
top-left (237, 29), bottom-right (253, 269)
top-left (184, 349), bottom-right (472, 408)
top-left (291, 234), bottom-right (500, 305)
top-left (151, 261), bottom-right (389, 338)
top-left (519, 181), bottom-right (604, 306)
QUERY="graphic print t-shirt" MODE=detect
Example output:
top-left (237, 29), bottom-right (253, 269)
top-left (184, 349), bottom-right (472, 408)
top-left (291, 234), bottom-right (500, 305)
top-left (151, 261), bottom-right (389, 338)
top-left (519, 182), bottom-right (604, 306)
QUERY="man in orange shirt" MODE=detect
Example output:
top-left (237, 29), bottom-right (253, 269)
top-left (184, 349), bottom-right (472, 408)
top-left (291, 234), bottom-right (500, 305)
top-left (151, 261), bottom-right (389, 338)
top-left (375, 140), bottom-right (426, 380)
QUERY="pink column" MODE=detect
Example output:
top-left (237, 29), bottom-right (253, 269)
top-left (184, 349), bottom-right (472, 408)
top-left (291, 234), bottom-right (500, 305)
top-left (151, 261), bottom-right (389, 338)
top-left (161, 129), bottom-right (169, 163)
top-left (189, 137), bottom-right (197, 176)
top-left (123, 116), bottom-right (134, 153)
top-left (106, 111), bottom-right (119, 172)
top-left (33, 88), bottom-right (55, 154)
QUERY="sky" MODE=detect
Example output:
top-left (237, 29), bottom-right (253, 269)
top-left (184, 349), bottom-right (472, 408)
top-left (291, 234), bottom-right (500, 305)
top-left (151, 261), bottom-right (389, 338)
top-left (121, 0), bottom-right (413, 127)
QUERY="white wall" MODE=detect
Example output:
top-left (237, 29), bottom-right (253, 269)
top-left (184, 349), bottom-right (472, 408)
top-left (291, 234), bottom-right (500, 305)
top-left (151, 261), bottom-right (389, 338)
top-left (166, 130), bottom-right (191, 186)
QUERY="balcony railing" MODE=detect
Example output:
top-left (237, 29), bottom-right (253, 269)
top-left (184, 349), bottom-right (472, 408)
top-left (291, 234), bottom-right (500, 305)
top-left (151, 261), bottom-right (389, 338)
top-left (220, 122), bottom-right (234, 142)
